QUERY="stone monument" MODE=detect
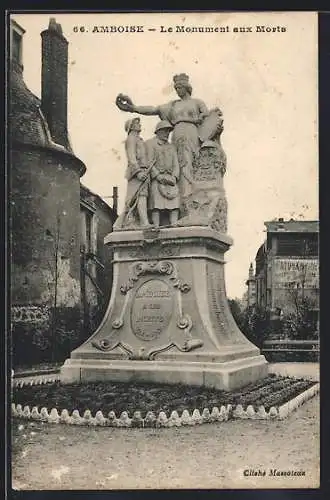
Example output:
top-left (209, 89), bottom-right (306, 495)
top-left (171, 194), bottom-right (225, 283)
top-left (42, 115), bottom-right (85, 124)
top-left (61, 74), bottom-right (268, 390)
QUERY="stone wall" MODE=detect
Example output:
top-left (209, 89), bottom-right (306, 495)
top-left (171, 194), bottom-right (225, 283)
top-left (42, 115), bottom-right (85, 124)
top-left (11, 145), bottom-right (82, 310)
top-left (10, 144), bottom-right (83, 358)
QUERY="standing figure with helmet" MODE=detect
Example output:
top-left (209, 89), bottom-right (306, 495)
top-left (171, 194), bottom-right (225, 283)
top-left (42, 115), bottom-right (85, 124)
top-left (145, 120), bottom-right (180, 227)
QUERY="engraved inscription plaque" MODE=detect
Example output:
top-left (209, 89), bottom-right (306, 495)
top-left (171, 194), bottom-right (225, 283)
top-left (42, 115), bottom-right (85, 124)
top-left (131, 279), bottom-right (173, 341)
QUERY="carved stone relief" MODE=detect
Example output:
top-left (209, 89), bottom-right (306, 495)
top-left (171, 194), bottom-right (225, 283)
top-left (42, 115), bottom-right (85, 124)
top-left (92, 259), bottom-right (203, 358)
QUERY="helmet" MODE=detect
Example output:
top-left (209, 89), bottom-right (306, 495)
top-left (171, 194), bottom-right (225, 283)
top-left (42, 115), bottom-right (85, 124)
top-left (154, 120), bottom-right (173, 133)
top-left (125, 117), bottom-right (140, 133)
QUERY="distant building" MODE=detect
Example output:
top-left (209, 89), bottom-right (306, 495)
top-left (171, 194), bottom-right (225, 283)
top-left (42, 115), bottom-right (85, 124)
top-left (80, 184), bottom-right (117, 333)
top-left (9, 17), bottom-right (117, 349)
top-left (250, 218), bottom-right (319, 331)
top-left (245, 263), bottom-right (256, 307)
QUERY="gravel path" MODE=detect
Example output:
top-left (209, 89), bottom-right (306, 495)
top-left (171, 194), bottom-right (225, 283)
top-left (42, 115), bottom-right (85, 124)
top-left (11, 394), bottom-right (319, 490)
top-left (268, 362), bottom-right (319, 381)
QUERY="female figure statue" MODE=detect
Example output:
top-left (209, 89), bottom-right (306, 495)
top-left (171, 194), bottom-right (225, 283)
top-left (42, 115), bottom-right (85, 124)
top-left (116, 74), bottom-right (222, 199)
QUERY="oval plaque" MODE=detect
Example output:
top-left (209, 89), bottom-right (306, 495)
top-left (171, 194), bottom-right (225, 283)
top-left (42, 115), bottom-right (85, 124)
top-left (131, 279), bottom-right (173, 341)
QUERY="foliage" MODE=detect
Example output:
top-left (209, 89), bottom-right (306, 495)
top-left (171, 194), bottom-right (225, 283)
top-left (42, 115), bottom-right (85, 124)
top-left (242, 305), bottom-right (274, 347)
top-left (229, 291), bottom-right (318, 345)
top-left (264, 350), bottom-right (319, 363)
top-left (227, 298), bottom-right (244, 329)
top-left (282, 295), bottom-right (318, 340)
top-left (228, 299), bottom-right (272, 347)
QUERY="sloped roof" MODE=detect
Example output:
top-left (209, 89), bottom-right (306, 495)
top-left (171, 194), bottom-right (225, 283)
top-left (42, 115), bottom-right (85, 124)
top-left (9, 61), bottom-right (86, 176)
top-left (9, 61), bottom-right (49, 148)
top-left (255, 243), bottom-right (266, 260)
top-left (264, 220), bottom-right (319, 233)
top-left (80, 183), bottom-right (116, 217)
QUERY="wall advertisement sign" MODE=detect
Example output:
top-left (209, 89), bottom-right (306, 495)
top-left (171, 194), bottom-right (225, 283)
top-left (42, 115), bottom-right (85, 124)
top-left (273, 258), bottom-right (319, 289)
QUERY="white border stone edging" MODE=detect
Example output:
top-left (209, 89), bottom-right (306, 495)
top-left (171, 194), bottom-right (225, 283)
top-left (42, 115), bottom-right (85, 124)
top-left (11, 382), bottom-right (319, 427)
top-left (231, 382), bottom-right (320, 420)
top-left (277, 382), bottom-right (320, 420)
top-left (12, 375), bottom-right (60, 388)
top-left (11, 404), bottom-right (231, 427)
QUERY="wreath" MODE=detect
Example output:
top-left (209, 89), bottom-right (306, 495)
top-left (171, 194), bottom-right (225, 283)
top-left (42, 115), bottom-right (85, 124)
top-left (115, 93), bottom-right (134, 112)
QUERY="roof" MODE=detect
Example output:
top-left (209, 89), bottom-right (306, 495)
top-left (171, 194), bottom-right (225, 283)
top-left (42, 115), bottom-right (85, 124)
top-left (9, 62), bottom-right (47, 147)
top-left (264, 220), bottom-right (319, 233)
top-left (9, 44), bottom-right (86, 177)
top-left (255, 243), bottom-right (266, 260)
top-left (11, 18), bottom-right (26, 35)
top-left (80, 183), bottom-right (116, 217)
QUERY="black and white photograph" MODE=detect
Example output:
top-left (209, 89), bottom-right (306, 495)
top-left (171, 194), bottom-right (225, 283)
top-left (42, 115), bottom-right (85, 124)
top-left (8, 11), bottom-right (319, 490)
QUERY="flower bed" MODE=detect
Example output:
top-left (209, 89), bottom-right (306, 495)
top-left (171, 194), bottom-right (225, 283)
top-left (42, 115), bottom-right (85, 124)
top-left (12, 374), bottom-right (318, 426)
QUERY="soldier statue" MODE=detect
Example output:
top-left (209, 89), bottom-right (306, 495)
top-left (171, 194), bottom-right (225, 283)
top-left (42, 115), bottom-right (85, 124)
top-left (145, 120), bottom-right (180, 227)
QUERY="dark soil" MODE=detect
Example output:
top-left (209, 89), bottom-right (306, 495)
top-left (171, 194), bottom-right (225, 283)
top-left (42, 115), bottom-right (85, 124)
top-left (12, 374), bottom-right (316, 416)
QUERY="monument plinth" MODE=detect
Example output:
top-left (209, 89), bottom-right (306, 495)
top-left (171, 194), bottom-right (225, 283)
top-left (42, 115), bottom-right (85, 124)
top-left (61, 73), bottom-right (268, 389)
top-left (61, 226), bottom-right (267, 390)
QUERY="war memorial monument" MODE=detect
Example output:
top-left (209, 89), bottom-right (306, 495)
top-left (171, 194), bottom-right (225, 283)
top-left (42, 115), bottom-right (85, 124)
top-left (61, 73), bottom-right (268, 390)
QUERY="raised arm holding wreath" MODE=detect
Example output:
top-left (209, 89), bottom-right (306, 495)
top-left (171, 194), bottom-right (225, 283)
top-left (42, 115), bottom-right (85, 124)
top-left (116, 73), bottom-right (223, 199)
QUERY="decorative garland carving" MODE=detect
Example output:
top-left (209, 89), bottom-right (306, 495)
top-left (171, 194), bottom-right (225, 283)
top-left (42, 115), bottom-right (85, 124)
top-left (120, 260), bottom-right (191, 295)
top-left (92, 260), bottom-right (203, 357)
top-left (179, 186), bottom-right (227, 234)
top-left (128, 244), bottom-right (179, 259)
top-left (210, 196), bottom-right (228, 233)
top-left (192, 143), bottom-right (227, 182)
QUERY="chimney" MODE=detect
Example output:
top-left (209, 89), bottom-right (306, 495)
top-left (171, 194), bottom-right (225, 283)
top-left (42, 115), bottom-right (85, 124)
top-left (41, 18), bottom-right (70, 150)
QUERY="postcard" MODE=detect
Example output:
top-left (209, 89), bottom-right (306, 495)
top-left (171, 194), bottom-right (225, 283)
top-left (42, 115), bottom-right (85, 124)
top-left (9, 11), bottom-right (319, 490)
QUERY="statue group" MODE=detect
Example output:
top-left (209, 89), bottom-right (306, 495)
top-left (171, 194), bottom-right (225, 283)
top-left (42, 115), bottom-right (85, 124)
top-left (114, 73), bottom-right (228, 231)
top-left (61, 72), bottom-right (268, 389)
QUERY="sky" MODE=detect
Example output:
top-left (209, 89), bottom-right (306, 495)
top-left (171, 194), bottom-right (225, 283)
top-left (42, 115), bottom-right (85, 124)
top-left (11, 12), bottom-right (318, 299)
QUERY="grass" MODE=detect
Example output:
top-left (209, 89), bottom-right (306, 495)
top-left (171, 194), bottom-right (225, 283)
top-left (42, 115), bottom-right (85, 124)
top-left (12, 374), bottom-right (316, 416)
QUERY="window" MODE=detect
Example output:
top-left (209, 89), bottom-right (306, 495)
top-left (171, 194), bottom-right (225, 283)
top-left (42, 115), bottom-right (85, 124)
top-left (304, 238), bottom-right (319, 256)
top-left (12, 30), bottom-right (22, 64)
top-left (81, 209), bottom-right (95, 254)
top-left (277, 235), bottom-right (319, 257)
top-left (85, 211), bottom-right (92, 254)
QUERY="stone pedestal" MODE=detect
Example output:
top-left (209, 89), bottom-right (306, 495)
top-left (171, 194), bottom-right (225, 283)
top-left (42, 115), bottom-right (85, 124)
top-left (61, 226), bottom-right (267, 390)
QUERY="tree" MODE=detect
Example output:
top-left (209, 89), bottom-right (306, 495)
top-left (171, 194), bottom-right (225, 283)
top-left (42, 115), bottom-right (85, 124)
top-left (228, 299), bottom-right (272, 347)
top-left (241, 305), bottom-right (272, 347)
top-left (283, 291), bottom-right (318, 340)
top-left (228, 298), bottom-right (244, 330)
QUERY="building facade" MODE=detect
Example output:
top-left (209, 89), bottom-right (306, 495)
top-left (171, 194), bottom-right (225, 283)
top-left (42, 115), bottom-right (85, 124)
top-left (9, 18), bottom-right (117, 362)
top-left (248, 219), bottom-right (319, 334)
top-left (80, 184), bottom-right (117, 334)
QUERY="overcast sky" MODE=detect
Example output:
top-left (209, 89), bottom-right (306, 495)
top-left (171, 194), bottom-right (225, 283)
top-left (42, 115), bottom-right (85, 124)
top-left (11, 11), bottom-right (318, 299)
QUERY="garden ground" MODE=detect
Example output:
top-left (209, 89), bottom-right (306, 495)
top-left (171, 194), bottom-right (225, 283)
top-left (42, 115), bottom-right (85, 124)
top-left (11, 363), bottom-right (319, 490)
